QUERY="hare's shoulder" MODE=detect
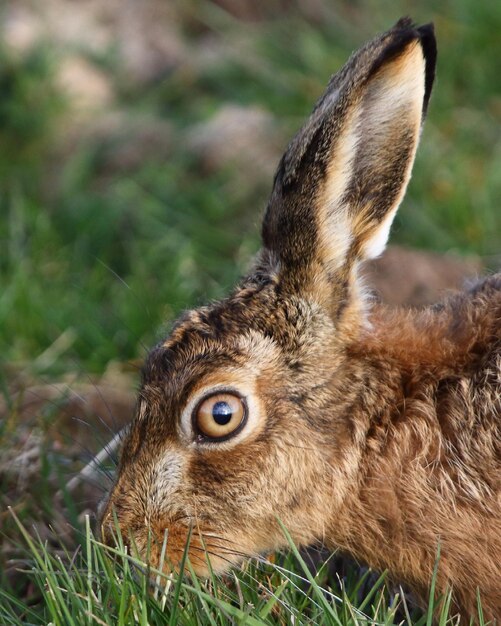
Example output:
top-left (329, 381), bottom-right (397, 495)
top-left (455, 272), bottom-right (501, 371)
top-left (363, 272), bottom-right (501, 364)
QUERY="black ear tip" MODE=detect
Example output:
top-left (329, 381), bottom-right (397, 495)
top-left (394, 16), bottom-right (415, 30)
top-left (416, 22), bottom-right (437, 114)
top-left (392, 16), bottom-right (434, 36)
top-left (390, 18), bottom-right (437, 115)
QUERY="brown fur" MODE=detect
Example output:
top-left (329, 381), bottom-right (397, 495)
top-left (100, 19), bottom-right (501, 622)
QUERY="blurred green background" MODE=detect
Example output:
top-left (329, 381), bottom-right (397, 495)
top-left (0, 0), bottom-right (500, 378)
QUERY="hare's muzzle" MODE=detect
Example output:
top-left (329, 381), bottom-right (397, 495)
top-left (99, 495), bottom-right (243, 577)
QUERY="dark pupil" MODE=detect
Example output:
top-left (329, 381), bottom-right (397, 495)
top-left (212, 401), bottom-right (233, 425)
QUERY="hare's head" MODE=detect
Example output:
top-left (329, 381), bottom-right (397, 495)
top-left (100, 19), bottom-right (436, 575)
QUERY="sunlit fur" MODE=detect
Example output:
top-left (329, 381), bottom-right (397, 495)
top-left (100, 19), bottom-right (501, 621)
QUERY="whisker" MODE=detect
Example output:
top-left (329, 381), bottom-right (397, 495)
top-left (263, 558), bottom-right (360, 612)
top-left (21, 380), bottom-right (121, 450)
top-left (69, 417), bottom-right (120, 467)
top-left (63, 429), bottom-right (124, 495)
top-left (232, 569), bottom-right (303, 620)
top-left (188, 546), bottom-right (238, 568)
top-left (95, 258), bottom-right (154, 348)
top-left (278, 441), bottom-right (321, 453)
top-left (201, 532), bottom-right (238, 543)
top-left (61, 470), bottom-right (111, 492)
top-left (80, 370), bottom-right (123, 438)
top-left (198, 542), bottom-right (251, 561)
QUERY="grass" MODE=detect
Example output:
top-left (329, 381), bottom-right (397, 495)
top-left (1, 510), bottom-right (470, 625)
top-left (0, 0), bottom-right (500, 623)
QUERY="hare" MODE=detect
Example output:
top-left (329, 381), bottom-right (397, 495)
top-left (100, 18), bottom-right (501, 621)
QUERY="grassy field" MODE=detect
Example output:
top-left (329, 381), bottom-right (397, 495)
top-left (0, 0), bottom-right (500, 623)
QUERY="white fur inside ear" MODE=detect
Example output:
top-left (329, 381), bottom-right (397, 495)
top-left (362, 207), bottom-right (398, 259)
top-left (361, 40), bottom-right (426, 145)
top-left (319, 108), bottom-right (359, 272)
top-left (319, 41), bottom-right (426, 268)
top-left (359, 42), bottom-right (426, 259)
top-left (319, 207), bottom-right (353, 272)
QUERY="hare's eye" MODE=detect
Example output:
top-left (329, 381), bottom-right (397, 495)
top-left (194, 392), bottom-right (247, 441)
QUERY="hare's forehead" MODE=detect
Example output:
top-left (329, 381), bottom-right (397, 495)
top-left (143, 327), bottom-right (283, 394)
top-left (141, 294), bottom-right (331, 398)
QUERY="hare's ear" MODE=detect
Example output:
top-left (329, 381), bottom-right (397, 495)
top-left (261, 19), bottom-right (436, 314)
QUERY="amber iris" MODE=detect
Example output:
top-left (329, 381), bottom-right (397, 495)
top-left (194, 392), bottom-right (245, 440)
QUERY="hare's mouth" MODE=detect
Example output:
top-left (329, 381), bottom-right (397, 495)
top-left (159, 522), bottom-right (248, 575)
top-left (115, 519), bottom-right (248, 577)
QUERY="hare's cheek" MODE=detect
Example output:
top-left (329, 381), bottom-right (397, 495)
top-left (104, 449), bottom-right (188, 532)
top-left (148, 448), bottom-right (186, 509)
